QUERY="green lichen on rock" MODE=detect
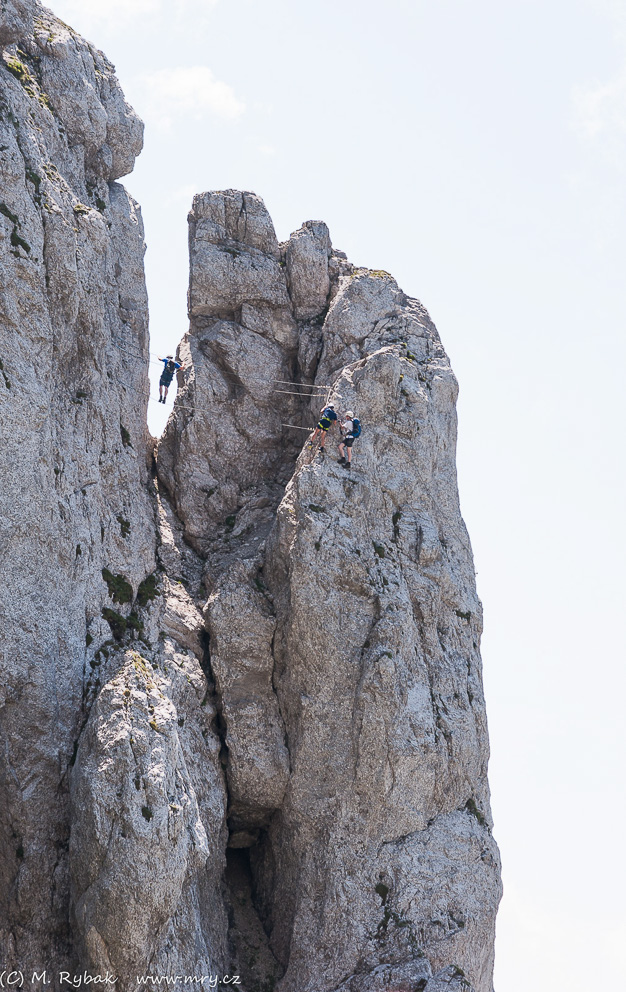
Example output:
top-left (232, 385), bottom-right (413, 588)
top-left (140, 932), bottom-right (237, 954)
top-left (3, 56), bottom-right (31, 84)
top-left (102, 567), bottom-right (133, 605)
top-left (10, 229), bottom-right (30, 253)
top-left (0, 202), bottom-right (19, 226)
top-left (136, 573), bottom-right (158, 608)
top-left (465, 797), bottom-right (486, 826)
top-left (25, 169), bottom-right (42, 196)
top-left (116, 515), bottom-right (130, 538)
top-left (375, 882), bottom-right (389, 903)
top-left (126, 612), bottom-right (144, 635)
top-left (101, 607), bottom-right (126, 641)
top-left (3, 52), bottom-right (53, 112)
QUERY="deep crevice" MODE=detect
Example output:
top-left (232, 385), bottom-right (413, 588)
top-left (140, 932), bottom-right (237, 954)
top-left (224, 847), bottom-right (283, 991)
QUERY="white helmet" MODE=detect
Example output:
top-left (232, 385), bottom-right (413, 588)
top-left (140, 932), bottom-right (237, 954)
top-left (345, 410), bottom-right (354, 419)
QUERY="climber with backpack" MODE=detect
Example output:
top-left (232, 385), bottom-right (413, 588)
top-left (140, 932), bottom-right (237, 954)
top-left (337, 410), bottom-right (361, 469)
top-left (158, 355), bottom-right (185, 403)
top-left (309, 402), bottom-right (338, 454)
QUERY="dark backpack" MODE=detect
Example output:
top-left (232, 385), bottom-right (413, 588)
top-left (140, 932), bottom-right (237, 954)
top-left (351, 417), bottom-right (361, 438)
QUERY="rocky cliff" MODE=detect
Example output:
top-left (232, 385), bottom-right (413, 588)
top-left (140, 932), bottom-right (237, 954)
top-left (0, 4), bottom-right (501, 991)
top-left (0, 0), bottom-right (155, 973)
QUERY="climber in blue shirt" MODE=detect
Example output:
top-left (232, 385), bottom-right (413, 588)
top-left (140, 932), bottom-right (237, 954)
top-left (158, 355), bottom-right (185, 403)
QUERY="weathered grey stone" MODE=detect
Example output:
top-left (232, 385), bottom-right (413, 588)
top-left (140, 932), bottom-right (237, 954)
top-left (156, 319), bottom-right (301, 554)
top-left (156, 190), bottom-right (501, 992)
top-left (425, 965), bottom-right (476, 991)
top-left (286, 219), bottom-right (331, 320)
top-left (254, 349), bottom-right (501, 987)
top-left (70, 647), bottom-right (226, 983)
top-left (332, 958), bottom-right (434, 992)
top-left (0, 0), bottom-right (34, 45)
top-left (188, 190), bottom-right (291, 317)
top-left (157, 191), bottom-right (304, 553)
top-left (316, 270), bottom-right (415, 381)
top-left (191, 188), bottom-right (281, 257)
top-left (0, 5), bottom-right (501, 981)
top-left (204, 560), bottom-right (289, 829)
top-left (0, 5), bottom-right (154, 972)
top-left (0, 4), bottom-right (225, 978)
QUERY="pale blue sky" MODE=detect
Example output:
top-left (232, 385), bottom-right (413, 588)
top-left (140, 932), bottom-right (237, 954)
top-left (52, 1), bottom-right (626, 987)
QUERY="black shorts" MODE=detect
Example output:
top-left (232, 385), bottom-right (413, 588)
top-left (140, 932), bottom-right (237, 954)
top-left (160, 374), bottom-right (174, 387)
top-left (343, 435), bottom-right (355, 447)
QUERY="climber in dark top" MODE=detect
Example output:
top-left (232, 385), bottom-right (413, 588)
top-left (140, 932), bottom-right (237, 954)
top-left (158, 355), bottom-right (185, 403)
top-left (309, 403), bottom-right (338, 454)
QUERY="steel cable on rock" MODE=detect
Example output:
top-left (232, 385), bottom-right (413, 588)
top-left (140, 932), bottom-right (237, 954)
top-left (109, 335), bottom-right (345, 425)
top-left (117, 376), bottom-right (314, 418)
top-left (109, 336), bottom-right (335, 395)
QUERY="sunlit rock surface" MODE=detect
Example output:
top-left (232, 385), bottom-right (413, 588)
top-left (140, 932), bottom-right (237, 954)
top-left (157, 191), bottom-right (502, 992)
top-left (1, 4), bottom-right (501, 988)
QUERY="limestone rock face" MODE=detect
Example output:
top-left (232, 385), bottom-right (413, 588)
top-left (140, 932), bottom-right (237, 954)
top-left (1, 5), bottom-right (500, 986)
top-left (260, 338), bottom-right (500, 991)
top-left (286, 219), bottom-right (331, 320)
top-left (69, 646), bottom-right (224, 980)
top-left (0, 4), bottom-right (226, 981)
top-left (156, 191), bottom-right (502, 991)
top-left (0, 0), bottom-right (34, 46)
top-left (204, 562), bottom-right (290, 831)
top-left (157, 191), bottom-right (304, 552)
top-left (188, 189), bottom-right (289, 316)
